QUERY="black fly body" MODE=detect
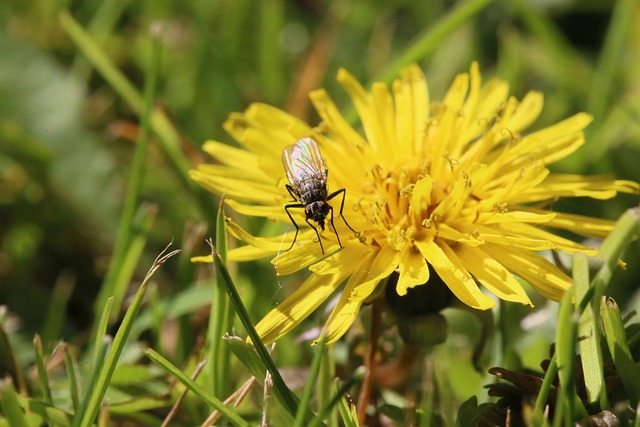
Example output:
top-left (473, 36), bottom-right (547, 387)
top-left (281, 137), bottom-right (357, 254)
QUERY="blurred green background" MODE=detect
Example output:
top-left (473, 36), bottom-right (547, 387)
top-left (1, 0), bottom-right (639, 424)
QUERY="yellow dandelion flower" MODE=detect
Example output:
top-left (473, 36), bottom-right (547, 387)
top-left (190, 63), bottom-right (639, 345)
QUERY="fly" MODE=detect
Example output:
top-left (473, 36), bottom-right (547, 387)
top-left (282, 137), bottom-right (356, 254)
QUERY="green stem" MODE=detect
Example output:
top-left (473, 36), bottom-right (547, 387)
top-left (87, 23), bottom-right (160, 325)
top-left (209, 242), bottom-right (300, 418)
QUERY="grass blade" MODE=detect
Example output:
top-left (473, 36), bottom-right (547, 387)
top-left (42, 272), bottom-right (75, 350)
top-left (593, 208), bottom-right (640, 303)
top-left (294, 336), bottom-right (326, 427)
top-left (77, 247), bottom-right (180, 427)
top-left (208, 197), bottom-right (232, 399)
top-left (208, 241), bottom-right (301, 419)
top-left (309, 371), bottom-right (363, 427)
top-left (73, 337), bottom-right (110, 427)
top-left (92, 297), bottom-right (114, 367)
top-left (573, 253), bottom-right (607, 410)
top-left (0, 317), bottom-right (28, 395)
top-left (92, 17), bottom-right (162, 321)
top-left (600, 297), bottom-right (640, 407)
top-left (0, 378), bottom-right (29, 427)
top-left (224, 336), bottom-right (321, 424)
top-left (34, 334), bottom-right (53, 407)
top-left (62, 342), bottom-right (80, 413)
top-left (144, 347), bottom-right (249, 427)
top-left (59, 10), bottom-right (214, 218)
top-left (553, 289), bottom-right (577, 426)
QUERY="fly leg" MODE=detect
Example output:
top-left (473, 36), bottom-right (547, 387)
top-left (327, 188), bottom-right (358, 236)
top-left (305, 217), bottom-right (325, 255)
top-left (284, 203), bottom-right (305, 252)
top-left (327, 205), bottom-right (343, 249)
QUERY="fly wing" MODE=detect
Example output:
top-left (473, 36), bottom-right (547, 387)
top-left (282, 138), bottom-right (327, 187)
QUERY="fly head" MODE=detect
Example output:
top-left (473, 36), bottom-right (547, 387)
top-left (306, 201), bottom-right (330, 230)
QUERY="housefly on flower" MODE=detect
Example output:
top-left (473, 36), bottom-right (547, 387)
top-left (282, 137), bottom-right (357, 255)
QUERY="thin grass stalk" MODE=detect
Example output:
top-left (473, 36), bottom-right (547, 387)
top-left (201, 376), bottom-right (257, 427)
top-left (59, 11), bottom-right (214, 218)
top-left (174, 222), bottom-right (207, 363)
top-left (593, 208), bottom-right (640, 303)
top-left (532, 353), bottom-right (557, 424)
top-left (92, 297), bottom-right (113, 367)
top-left (42, 272), bottom-right (75, 350)
top-left (62, 343), bottom-right (80, 413)
top-left (336, 384), bottom-right (359, 427)
top-left (77, 247), bottom-right (180, 427)
top-left (310, 372), bottom-right (364, 427)
top-left (294, 336), bottom-right (327, 427)
top-left (161, 360), bottom-right (208, 427)
top-left (73, 337), bottom-right (110, 427)
top-left (0, 321), bottom-right (27, 395)
top-left (208, 242), bottom-right (300, 419)
top-left (259, 0), bottom-right (284, 103)
top-left (90, 22), bottom-right (161, 322)
top-left (70, 0), bottom-right (131, 81)
top-left (102, 204), bottom-right (157, 322)
top-left (144, 348), bottom-right (249, 427)
top-left (553, 289), bottom-right (577, 426)
top-left (33, 335), bottom-right (53, 408)
top-left (208, 198), bottom-right (231, 399)
top-left (318, 346), bottom-right (337, 427)
top-left (149, 283), bottom-right (164, 355)
top-left (420, 354), bottom-right (435, 427)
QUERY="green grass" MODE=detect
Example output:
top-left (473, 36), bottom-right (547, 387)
top-left (1, 0), bottom-right (640, 425)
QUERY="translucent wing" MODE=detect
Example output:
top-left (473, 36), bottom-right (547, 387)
top-left (282, 138), bottom-right (327, 187)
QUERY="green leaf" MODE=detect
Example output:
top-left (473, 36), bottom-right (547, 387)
top-left (600, 297), bottom-right (640, 407)
top-left (210, 244), bottom-right (303, 420)
top-left (33, 334), bottom-right (53, 406)
top-left (62, 342), bottom-right (80, 413)
top-left (108, 396), bottom-right (171, 414)
top-left (554, 289), bottom-right (577, 426)
top-left (17, 397), bottom-right (72, 426)
top-left (224, 335), bottom-right (321, 425)
top-left (336, 386), bottom-right (359, 427)
top-left (309, 372), bottom-right (363, 427)
top-left (223, 336), bottom-right (269, 382)
top-left (573, 253), bottom-right (607, 409)
top-left (592, 208), bottom-right (640, 303)
top-left (0, 379), bottom-right (29, 427)
top-left (209, 197), bottom-right (233, 399)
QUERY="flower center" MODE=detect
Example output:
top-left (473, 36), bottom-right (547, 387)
top-left (358, 159), bottom-right (445, 250)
